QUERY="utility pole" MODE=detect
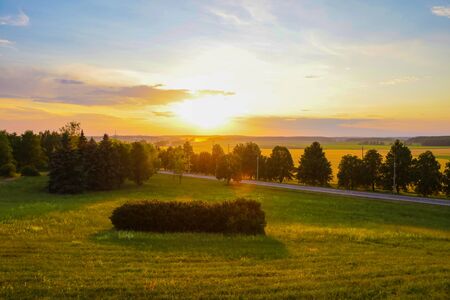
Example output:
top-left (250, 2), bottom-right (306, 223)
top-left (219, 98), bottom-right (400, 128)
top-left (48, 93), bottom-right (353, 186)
top-left (256, 155), bottom-right (259, 181)
top-left (361, 146), bottom-right (364, 159)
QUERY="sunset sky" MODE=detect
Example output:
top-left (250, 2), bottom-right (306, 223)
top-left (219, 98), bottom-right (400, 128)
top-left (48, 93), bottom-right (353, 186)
top-left (1, 0), bottom-right (449, 136)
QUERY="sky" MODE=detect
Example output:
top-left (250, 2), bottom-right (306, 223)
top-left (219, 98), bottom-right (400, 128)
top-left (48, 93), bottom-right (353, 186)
top-left (0, 0), bottom-right (449, 136)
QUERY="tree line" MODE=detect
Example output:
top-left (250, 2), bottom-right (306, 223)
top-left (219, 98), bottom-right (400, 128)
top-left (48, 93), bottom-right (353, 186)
top-left (160, 140), bottom-right (450, 197)
top-left (0, 122), bottom-right (159, 193)
top-left (1, 122), bottom-right (450, 197)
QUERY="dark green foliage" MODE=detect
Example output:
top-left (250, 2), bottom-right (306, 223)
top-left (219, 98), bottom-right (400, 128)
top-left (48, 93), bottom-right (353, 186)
top-left (16, 131), bottom-right (45, 170)
top-left (6, 132), bottom-right (21, 165)
top-left (296, 142), bottom-right (332, 186)
top-left (40, 130), bottom-right (61, 162)
top-left (183, 141), bottom-right (194, 172)
top-left (20, 165), bottom-right (40, 177)
top-left (48, 140), bottom-right (86, 194)
top-left (59, 121), bottom-right (82, 148)
top-left (411, 151), bottom-right (442, 196)
top-left (337, 155), bottom-right (364, 190)
top-left (168, 146), bottom-right (187, 183)
top-left (407, 136), bottom-right (450, 146)
top-left (211, 144), bottom-right (225, 174)
top-left (233, 142), bottom-right (261, 179)
top-left (110, 198), bottom-right (266, 235)
top-left (0, 163), bottom-right (16, 177)
top-left (79, 138), bottom-right (98, 190)
top-left (129, 142), bottom-right (153, 185)
top-left (379, 140), bottom-right (413, 193)
top-left (196, 151), bottom-right (213, 174)
top-left (443, 162), bottom-right (450, 197)
top-left (363, 149), bottom-right (383, 191)
top-left (0, 132), bottom-right (14, 166)
top-left (94, 134), bottom-right (124, 190)
top-left (257, 155), bottom-right (271, 181)
top-left (268, 146), bottom-right (294, 183)
top-left (216, 153), bottom-right (242, 184)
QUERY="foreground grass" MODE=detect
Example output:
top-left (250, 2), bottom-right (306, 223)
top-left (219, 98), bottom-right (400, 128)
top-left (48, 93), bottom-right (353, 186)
top-left (1, 175), bottom-right (449, 299)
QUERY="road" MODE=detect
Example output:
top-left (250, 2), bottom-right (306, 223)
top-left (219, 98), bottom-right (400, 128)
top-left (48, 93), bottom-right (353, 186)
top-left (158, 171), bottom-right (450, 207)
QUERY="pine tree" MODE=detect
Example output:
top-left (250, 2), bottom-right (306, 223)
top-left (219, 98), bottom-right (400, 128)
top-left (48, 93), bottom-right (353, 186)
top-left (48, 133), bottom-right (86, 194)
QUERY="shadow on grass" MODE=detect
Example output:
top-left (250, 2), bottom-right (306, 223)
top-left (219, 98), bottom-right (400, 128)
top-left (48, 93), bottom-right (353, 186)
top-left (91, 229), bottom-right (289, 260)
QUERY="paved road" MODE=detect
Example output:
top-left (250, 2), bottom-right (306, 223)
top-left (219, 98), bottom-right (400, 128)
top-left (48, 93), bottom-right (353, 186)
top-left (159, 171), bottom-right (450, 207)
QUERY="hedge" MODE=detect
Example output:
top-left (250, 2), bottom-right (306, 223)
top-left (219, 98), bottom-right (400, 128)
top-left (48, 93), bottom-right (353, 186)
top-left (110, 198), bottom-right (266, 235)
top-left (0, 163), bottom-right (16, 177)
top-left (20, 165), bottom-right (40, 177)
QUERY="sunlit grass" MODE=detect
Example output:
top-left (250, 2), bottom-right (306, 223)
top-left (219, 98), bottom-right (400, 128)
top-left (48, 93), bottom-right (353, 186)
top-left (1, 174), bottom-right (449, 298)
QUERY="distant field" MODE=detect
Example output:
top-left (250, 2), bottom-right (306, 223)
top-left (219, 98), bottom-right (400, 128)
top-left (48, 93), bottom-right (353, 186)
top-left (1, 175), bottom-right (449, 298)
top-left (190, 142), bottom-right (450, 181)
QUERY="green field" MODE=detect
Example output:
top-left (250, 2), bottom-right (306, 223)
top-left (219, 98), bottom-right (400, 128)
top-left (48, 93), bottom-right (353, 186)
top-left (1, 175), bottom-right (450, 298)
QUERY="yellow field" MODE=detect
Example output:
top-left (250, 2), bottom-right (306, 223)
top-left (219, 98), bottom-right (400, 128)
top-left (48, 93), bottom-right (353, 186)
top-left (191, 144), bottom-right (450, 182)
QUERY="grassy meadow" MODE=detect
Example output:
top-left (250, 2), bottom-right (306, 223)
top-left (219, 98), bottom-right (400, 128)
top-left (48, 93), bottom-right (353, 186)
top-left (1, 174), bottom-right (449, 298)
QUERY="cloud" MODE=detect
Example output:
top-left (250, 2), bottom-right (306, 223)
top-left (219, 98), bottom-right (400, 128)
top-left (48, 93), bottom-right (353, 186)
top-left (55, 79), bottom-right (85, 85)
top-left (0, 39), bottom-right (14, 47)
top-left (379, 76), bottom-right (419, 86)
top-left (0, 106), bottom-right (162, 135)
top-left (431, 6), bottom-right (450, 18)
top-left (304, 75), bottom-right (321, 79)
top-left (207, 0), bottom-right (275, 26)
top-left (0, 10), bottom-right (30, 26)
top-left (197, 89), bottom-right (235, 96)
top-left (0, 68), bottom-right (235, 107)
top-left (153, 111), bottom-right (175, 118)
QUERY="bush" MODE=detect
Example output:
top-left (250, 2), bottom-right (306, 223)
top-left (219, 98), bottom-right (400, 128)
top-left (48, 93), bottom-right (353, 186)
top-left (0, 163), bottom-right (16, 177)
top-left (20, 165), bottom-right (40, 177)
top-left (110, 198), bottom-right (266, 235)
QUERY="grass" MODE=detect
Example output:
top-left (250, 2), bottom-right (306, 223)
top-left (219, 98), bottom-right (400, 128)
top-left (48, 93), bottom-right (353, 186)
top-left (1, 174), bottom-right (450, 298)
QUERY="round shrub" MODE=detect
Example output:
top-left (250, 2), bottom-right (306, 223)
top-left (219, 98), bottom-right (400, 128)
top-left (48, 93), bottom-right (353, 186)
top-left (0, 163), bottom-right (16, 177)
top-left (21, 165), bottom-right (40, 177)
top-left (110, 198), bottom-right (266, 235)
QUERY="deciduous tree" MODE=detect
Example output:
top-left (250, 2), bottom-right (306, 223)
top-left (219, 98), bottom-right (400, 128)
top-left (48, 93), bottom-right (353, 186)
top-left (337, 155), bottom-right (364, 190)
top-left (363, 149), bottom-right (383, 191)
top-left (296, 142), bottom-right (332, 186)
top-left (270, 146), bottom-right (294, 183)
top-left (411, 151), bottom-right (442, 196)
top-left (379, 140), bottom-right (413, 193)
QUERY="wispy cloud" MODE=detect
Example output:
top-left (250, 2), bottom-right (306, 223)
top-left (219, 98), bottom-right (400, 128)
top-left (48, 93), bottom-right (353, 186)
top-left (207, 0), bottom-right (275, 26)
top-left (197, 89), bottom-right (235, 96)
top-left (0, 10), bottom-right (30, 26)
top-left (0, 39), bottom-right (14, 47)
top-left (431, 6), bottom-right (450, 18)
top-left (379, 76), bottom-right (420, 86)
top-left (304, 75), bottom-right (321, 79)
top-left (55, 78), bottom-right (85, 85)
top-left (153, 111), bottom-right (175, 118)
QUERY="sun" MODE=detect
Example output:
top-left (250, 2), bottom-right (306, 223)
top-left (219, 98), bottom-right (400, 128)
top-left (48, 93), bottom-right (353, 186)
top-left (172, 96), bottom-right (245, 130)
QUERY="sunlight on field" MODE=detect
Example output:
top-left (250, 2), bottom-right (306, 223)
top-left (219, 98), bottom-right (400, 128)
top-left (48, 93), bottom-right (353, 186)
top-left (1, 175), bottom-right (449, 298)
